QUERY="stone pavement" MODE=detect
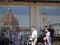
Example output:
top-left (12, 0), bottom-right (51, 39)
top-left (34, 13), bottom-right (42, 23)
top-left (36, 41), bottom-right (60, 45)
top-left (52, 41), bottom-right (60, 45)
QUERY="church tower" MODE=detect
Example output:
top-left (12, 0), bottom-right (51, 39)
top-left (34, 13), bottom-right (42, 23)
top-left (42, 10), bottom-right (47, 27)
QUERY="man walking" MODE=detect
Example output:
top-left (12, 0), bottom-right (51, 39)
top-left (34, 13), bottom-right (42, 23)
top-left (29, 26), bottom-right (38, 45)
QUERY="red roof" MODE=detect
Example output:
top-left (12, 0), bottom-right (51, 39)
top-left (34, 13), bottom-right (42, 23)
top-left (1, 8), bottom-right (19, 27)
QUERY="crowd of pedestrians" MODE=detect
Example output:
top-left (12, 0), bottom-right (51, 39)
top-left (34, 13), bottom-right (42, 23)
top-left (0, 25), bottom-right (54, 45)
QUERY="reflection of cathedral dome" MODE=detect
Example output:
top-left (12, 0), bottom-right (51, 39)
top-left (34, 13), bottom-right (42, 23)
top-left (1, 8), bottom-right (19, 27)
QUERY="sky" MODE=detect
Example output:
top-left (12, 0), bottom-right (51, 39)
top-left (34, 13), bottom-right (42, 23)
top-left (40, 6), bottom-right (60, 16)
top-left (1, 5), bottom-right (29, 15)
top-left (1, 5), bottom-right (60, 16)
top-left (0, 5), bottom-right (60, 27)
top-left (40, 6), bottom-right (60, 25)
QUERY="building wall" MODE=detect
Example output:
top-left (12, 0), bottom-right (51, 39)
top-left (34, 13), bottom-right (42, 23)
top-left (0, 2), bottom-right (60, 34)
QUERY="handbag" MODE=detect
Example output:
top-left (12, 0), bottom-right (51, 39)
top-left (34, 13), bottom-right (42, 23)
top-left (29, 38), bottom-right (35, 42)
top-left (43, 37), bottom-right (47, 42)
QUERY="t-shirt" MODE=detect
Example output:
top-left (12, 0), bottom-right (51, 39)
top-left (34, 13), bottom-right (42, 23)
top-left (30, 30), bottom-right (37, 40)
top-left (46, 31), bottom-right (50, 39)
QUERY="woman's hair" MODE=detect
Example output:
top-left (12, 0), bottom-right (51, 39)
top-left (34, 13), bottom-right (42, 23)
top-left (47, 28), bottom-right (50, 31)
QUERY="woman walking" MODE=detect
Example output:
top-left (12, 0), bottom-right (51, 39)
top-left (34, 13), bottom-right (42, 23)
top-left (45, 27), bottom-right (51, 45)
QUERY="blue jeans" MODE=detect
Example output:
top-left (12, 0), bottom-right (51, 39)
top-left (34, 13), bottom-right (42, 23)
top-left (47, 37), bottom-right (51, 45)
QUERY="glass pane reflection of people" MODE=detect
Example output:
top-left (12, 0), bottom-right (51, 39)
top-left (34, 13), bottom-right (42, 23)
top-left (28, 26), bottom-right (38, 45)
top-left (2, 28), bottom-right (10, 45)
top-left (11, 27), bottom-right (22, 45)
top-left (43, 26), bottom-right (51, 45)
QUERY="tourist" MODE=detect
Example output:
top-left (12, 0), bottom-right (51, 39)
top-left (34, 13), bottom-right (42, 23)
top-left (2, 28), bottom-right (10, 45)
top-left (11, 27), bottom-right (21, 45)
top-left (45, 27), bottom-right (51, 45)
top-left (29, 26), bottom-right (38, 45)
top-left (43, 26), bottom-right (48, 45)
top-left (48, 25), bottom-right (54, 42)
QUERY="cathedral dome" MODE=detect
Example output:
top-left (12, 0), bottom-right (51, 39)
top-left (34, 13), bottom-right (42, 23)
top-left (1, 8), bottom-right (19, 28)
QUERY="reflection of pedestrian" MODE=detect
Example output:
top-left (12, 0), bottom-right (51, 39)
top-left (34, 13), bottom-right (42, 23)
top-left (48, 25), bottom-right (54, 42)
top-left (11, 29), bottom-right (15, 45)
top-left (2, 28), bottom-right (10, 45)
top-left (45, 28), bottom-right (51, 45)
top-left (29, 26), bottom-right (38, 45)
top-left (18, 32), bottom-right (22, 45)
top-left (43, 26), bottom-right (48, 45)
top-left (11, 27), bottom-right (21, 45)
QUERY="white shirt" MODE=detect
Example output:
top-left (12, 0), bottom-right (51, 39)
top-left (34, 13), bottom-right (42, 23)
top-left (30, 30), bottom-right (37, 40)
top-left (18, 32), bottom-right (22, 39)
top-left (46, 31), bottom-right (50, 39)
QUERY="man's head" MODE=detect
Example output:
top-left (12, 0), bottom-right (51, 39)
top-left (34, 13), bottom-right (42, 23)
top-left (31, 26), bottom-right (36, 30)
